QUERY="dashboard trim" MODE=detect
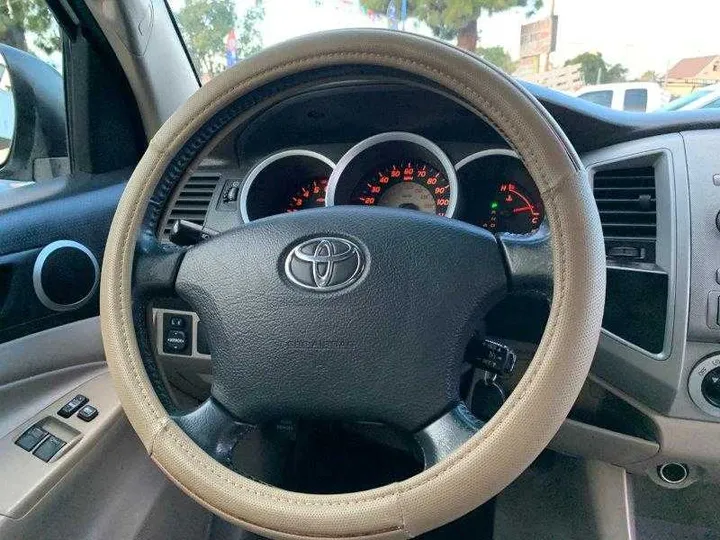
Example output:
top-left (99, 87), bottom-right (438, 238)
top-left (239, 149), bottom-right (336, 223)
top-left (454, 148), bottom-right (520, 170)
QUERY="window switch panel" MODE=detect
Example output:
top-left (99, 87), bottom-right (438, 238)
top-left (33, 435), bottom-right (66, 462)
top-left (58, 394), bottom-right (88, 418)
top-left (15, 425), bottom-right (48, 452)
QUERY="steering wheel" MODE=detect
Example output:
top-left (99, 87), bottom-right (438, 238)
top-left (100, 30), bottom-right (605, 539)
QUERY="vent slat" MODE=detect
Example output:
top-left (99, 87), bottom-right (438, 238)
top-left (163, 174), bottom-right (220, 240)
top-left (593, 166), bottom-right (657, 263)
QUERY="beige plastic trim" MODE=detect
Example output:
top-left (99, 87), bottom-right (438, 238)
top-left (584, 461), bottom-right (636, 540)
top-left (0, 371), bottom-right (121, 518)
top-left (550, 418), bottom-right (659, 467)
top-left (100, 29), bottom-right (605, 539)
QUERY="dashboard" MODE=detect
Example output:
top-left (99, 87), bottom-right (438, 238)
top-left (240, 132), bottom-right (543, 234)
top-left (152, 77), bottom-right (720, 484)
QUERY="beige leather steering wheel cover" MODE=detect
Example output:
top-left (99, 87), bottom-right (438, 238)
top-left (101, 30), bottom-right (605, 539)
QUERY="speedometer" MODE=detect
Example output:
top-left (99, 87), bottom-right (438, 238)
top-left (327, 132), bottom-right (458, 218)
top-left (351, 160), bottom-right (451, 216)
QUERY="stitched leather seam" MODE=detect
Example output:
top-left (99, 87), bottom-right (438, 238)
top-left (151, 456), bottom-right (404, 539)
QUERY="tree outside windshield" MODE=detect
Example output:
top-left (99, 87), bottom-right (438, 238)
top-left (169, 0), bottom-right (720, 113)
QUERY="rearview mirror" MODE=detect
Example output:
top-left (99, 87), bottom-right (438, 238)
top-left (0, 52), bottom-right (14, 167)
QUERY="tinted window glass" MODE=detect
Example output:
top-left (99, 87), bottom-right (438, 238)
top-left (578, 90), bottom-right (613, 107)
top-left (703, 98), bottom-right (720, 109)
top-left (623, 89), bottom-right (648, 111)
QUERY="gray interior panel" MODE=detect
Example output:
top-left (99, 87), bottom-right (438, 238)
top-left (0, 317), bottom-right (105, 386)
top-left (583, 134), bottom-right (693, 416)
top-left (0, 417), bottom-right (214, 540)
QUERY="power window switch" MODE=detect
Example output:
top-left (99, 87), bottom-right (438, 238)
top-left (33, 435), bottom-right (65, 462)
top-left (77, 404), bottom-right (98, 422)
top-left (58, 394), bottom-right (88, 418)
top-left (15, 425), bottom-right (48, 451)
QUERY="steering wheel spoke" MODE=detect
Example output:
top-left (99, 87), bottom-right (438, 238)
top-left (414, 403), bottom-right (485, 469)
top-left (172, 398), bottom-right (256, 466)
top-left (132, 234), bottom-right (186, 297)
top-left (498, 223), bottom-right (552, 295)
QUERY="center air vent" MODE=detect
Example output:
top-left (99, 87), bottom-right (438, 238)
top-left (162, 174), bottom-right (220, 239)
top-left (593, 166), bottom-right (656, 263)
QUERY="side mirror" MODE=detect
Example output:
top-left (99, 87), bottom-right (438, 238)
top-left (0, 44), bottom-right (68, 182)
top-left (0, 54), bottom-right (14, 167)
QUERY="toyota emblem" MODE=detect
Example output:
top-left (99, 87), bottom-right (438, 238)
top-left (284, 237), bottom-right (364, 292)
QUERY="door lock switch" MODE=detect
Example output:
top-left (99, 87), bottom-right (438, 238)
top-left (77, 404), bottom-right (98, 422)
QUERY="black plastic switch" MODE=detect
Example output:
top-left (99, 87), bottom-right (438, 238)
top-left (15, 425), bottom-right (48, 451)
top-left (33, 435), bottom-right (65, 462)
top-left (77, 404), bottom-right (98, 422)
top-left (163, 313), bottom-right (192, 355)
top-left (169, 316), bottom-right (186, 329)
top-left (466, 339), bottom-right (517, 376)
top-left (58, 394), bottom-right (88, 418)
top-left (165, 330), bottom-right (187, 353)
top-left (702, 367), bottom-right (720, 408)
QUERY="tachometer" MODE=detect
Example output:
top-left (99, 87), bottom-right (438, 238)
top-left (287, 177), bottom-right (328, 212)
top-left (351, 160), bottom-right (451, 216)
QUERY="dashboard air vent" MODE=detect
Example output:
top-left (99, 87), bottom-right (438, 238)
top-left (593, 166), bottom-right (656, 263)
top-left (162, 174), bottom-right (220, 238)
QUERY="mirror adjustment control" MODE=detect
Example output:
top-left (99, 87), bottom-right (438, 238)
top-left (165, 329), bottom-right (187, 353)
top-left (77, 404), bottom-right (98, 422)
top-left (162, 312), bottom-right (192, 355)
top-left (33, 435), bottom-right (66, 462)
top-left (15, 425), bottom-right (48, 451)
top-left (58, 394), bottom-right (88, 418)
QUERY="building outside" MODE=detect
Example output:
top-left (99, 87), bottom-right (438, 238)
top-left (664, 55), bottom-right (720, 97)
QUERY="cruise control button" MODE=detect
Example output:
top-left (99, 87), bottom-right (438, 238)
top-left (33, 435), bottom-right (65, 462)
top-left (77, 404), bottom-right (98, 422)
top-left (58, 394), bottom-right (88, 418)
top-left (15, 425), bottom-right (48, 451)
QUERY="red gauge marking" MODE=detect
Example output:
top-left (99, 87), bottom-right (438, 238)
top-left (507, 186), bottom-right (541, 216)
top-left (350, 160), bottom-right (451, 216)
top-left (286, 177), bottom-right (328, 213)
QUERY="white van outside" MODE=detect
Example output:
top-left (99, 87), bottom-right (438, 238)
top-left (573, 82), bottom-right (670, 112)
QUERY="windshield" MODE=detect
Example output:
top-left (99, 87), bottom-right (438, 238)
top-left (168, 0), bottom-right (720, 113)
top-left (661, 88), bottom-right (715, 111)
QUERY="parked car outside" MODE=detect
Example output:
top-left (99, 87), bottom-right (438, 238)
top-left (573, 82), bottom-right (670, 112)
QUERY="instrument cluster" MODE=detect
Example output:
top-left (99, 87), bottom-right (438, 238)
top-left (240, 132), bottom-right (544, 234)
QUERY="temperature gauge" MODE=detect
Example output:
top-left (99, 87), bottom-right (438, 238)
top-left (481, 181), bottom-right (543, 234)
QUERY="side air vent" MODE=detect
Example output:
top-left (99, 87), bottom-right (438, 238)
top-left (162, 174), bottom-right (220, 238)
top-left (593, 166), bottom-right (656, 263)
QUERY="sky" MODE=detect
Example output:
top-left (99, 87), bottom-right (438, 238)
top-left (167, 0), bottom-right (720, 78)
